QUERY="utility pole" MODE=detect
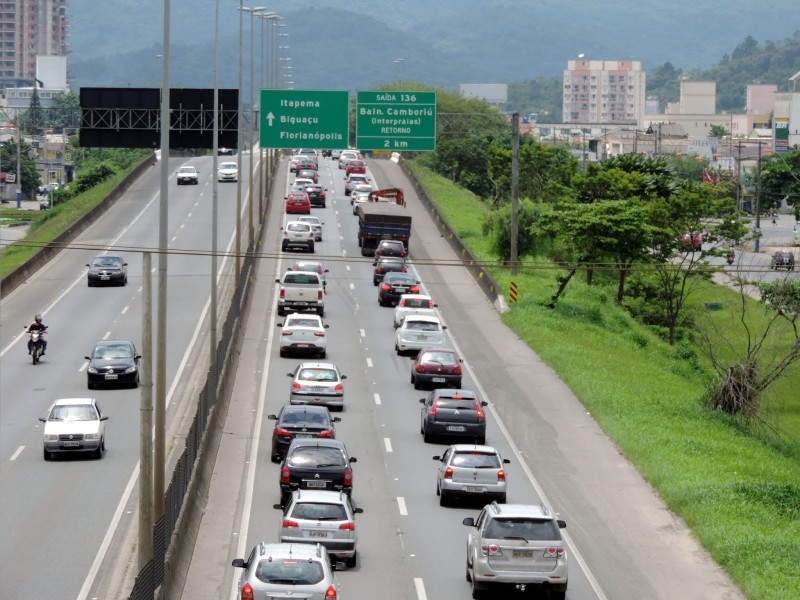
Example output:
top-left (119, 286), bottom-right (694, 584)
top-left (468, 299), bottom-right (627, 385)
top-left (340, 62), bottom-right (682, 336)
top-left (138, 252), bottom-right (153, 571)
top-left (510, 113), bottom-right (519, 274)
top-left (754, 141), bottom-right (763, 252)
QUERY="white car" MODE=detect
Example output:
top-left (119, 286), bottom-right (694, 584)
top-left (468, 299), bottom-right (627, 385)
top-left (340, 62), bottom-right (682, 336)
top-left (278, 313), bottom-right (329, 358)
top-left (395, 314), bottom-right (447, 355)
top-left (291, 177), bottom-right (315, 193)
top-left (217, 161), bottom-right (238, 182)
top-left (176, 165), bottom-right (199, 185)
top-left (351, 184), bottom-right (373, 213)
top-left (433, 444), bottom-right (510, 506)
top-left (297, 215), bottom-right (324, 241)
top-left (393, 294), bottom-right (438, 328)
top-left (38, 398), bottom-right (108, 460)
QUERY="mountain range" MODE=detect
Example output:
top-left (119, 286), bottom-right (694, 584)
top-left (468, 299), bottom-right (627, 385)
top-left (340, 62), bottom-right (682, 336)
top-left (68, 1), bottom-right (800, 94)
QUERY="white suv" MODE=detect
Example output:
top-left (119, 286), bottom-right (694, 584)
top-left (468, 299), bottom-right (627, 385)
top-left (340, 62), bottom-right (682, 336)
top-left (232, 542), bottom-right (343, 599)
top-left (463, 502), bottom-right (568, 599)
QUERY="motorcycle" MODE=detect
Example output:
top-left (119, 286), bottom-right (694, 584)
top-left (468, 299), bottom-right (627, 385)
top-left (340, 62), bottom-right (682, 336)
top-left (26, 328), bottom-right (46, 365)
top-left (726, 251), bottom-right (735, 265)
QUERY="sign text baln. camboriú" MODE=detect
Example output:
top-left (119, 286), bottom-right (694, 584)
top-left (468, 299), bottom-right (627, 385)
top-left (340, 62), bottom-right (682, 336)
top-left (260, 89), bottom-right (349, 150)
top-left (356, 91), bottom-right (436, 151)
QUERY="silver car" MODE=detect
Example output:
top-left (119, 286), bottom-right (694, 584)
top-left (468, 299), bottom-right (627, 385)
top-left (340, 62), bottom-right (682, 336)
top-left (274, 490), bottom-right (363, 567)
top-left (463, 502), bottom-right (568, 599)
top-left (39, 397), bottom-right (108, 460)
top-left (288, 362), bottom-right (347, 411)
top-left (433, 445), bottom-right (510, 506)
top-left (393, 294), bottom-right (437, 328)
top-left (217, 161), bottom-right (238, 182)
top-left (297, 215), bottom-right (324, 241)
top-left (395, 314), bottom-right (447, 355)
top-left (232, 542), bottom-right (343, 600)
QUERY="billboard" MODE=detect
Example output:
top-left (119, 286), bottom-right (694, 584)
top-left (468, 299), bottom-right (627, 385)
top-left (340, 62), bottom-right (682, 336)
top-left (774, 117), bottom-right (789, 153)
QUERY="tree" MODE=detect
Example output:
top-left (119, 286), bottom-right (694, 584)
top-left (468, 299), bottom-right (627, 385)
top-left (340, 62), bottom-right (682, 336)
top-left (0, 139), bottom-right (41, 199)
top-left (760, 149), bottom-right (800, 212)
top-left (20, 87), bottom-right (46, 136)
top-left (699, 278), bottom-right (800, 419)
top-left (709, 124), bottom-right (730, 138)
top-left (48, 92), bottom-right (81, 132)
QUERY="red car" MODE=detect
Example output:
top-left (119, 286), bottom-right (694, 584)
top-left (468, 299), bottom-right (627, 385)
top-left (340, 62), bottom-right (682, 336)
top-left (346, 160), bottom-right (367, 176)
top-left (411, 347), bottom-right (463, 390)
top-left (285, 192), bottom-right (311, 214)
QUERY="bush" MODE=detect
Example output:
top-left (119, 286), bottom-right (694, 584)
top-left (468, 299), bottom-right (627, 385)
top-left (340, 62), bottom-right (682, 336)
top-left (73, 161), bottom-right (118, 194)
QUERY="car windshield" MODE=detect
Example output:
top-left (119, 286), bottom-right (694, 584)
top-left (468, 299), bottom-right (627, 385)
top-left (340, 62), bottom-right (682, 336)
top-left (451, 451), bottom-right (501, 468)
top-left (421, 351), bottom-right (457, 366)
top-left (281, 411), bottom-right (328, 426)
top-left (179, 167), bottom-right (195, 173)
top-left (291, 502), bottom-right (348, 521)
top-left (298, 368), bottom-right (338, 382)
top-left (288, 447), bottom-right (346, 467)
top-left (484, 518), bottom-right (560, 541)
top-left (92, 257), bottom-right (123, 268)
top-left (219, 163), bottom-right (237, 170)
top-left (94, 344), bottom-right (133, 359)
top-left (254, 559), bottom-right (324, 584)
top-left (49, 405), bottom-right (98, 421)
top-left (405, 320), bottom-right (440, 331)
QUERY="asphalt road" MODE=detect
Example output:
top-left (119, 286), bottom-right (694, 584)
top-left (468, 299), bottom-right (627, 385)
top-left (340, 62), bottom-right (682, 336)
top-left (179, 155), bottom-right (746, 600)
top-left (0, 156), bottom-right (245, 599)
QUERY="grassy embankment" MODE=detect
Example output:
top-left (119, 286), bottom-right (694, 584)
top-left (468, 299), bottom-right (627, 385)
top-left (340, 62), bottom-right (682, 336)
top-left (408, 160), bottom-right (800, 600)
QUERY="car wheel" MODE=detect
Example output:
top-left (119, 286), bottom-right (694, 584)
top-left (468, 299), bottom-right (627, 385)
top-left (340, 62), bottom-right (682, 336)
top-left (93, 443), bottom-right (103, 460)
top-left (271, 451), bottom-right (281, 464)
top-left (476, 436), bottom-right (486, 445)
top-left (550, 590), bottom-right (566, 600)
top-left (373, 279), bottom-right (378, 286)
top-left (309, 243), bottom-right (315, 253)
top-left (439, 490), bottom-right (450, 507)
top-left (345, 551), bottom-right (357, 568)
top-left (87, 380), bottom-right (94, 390)
top-left (43, 448), bottom-right (51, 461)
top-left (277, 307), bottom-right (285, 317)
top-left (123, 277), bottom-right (128, 286)
top-left (319, 350), bottom-right (327, 359)
top-left (130, 377), bottom-right (139, 389)
top-left (497, 493), bottom-right (507, 504)
top-left (471, 577), bottom-right (488, 598)
top-left (279, 348), bottom-right (286, 358)
top-left (87, 280), bottom-right (93, 287)
top-left (423, 429), bottom-right (434, 443)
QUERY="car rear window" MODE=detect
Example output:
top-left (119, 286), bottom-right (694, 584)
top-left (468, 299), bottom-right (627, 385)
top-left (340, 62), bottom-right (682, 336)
top-left (405, 321), bottom-right (440, 331)
top-left (420, 351), bottom-right (457, 366)
top-left (404, 298), bottom-right (431, 308)
top-left (452, 451), bottom-right (501, 468)
top-left (284, 274), bottom-right (319, 285)
top-left (286, 317), bottom-right (321, 327)
top-left (287, 224), bottom-right (311, 232)
top-left (288, 447), bottom-right (346, 467)
top-left (255, 558), bottom-right (324, 584)
top-left (291, 501), bottom-right (348, 521)
top-left (484, 518), bottom-right (561, 541)
top-left (281, 411), bottom-right (328, 426)
top-left (435, 399), bottom-right (478, 411)
top-left (298, 368), bottom-right (338, 382)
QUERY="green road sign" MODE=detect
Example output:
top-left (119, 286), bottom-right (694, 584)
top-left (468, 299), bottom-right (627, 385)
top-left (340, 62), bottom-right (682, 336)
top-left (356, 91), bottom-right (436, 151)
top-left (260, 89), bottom-right (349, 149)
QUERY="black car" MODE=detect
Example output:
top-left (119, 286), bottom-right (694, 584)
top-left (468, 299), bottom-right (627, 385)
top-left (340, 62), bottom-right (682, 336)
top-left (419, 389), bottom-right (488, 444)
top-left (279, 438), bottom-right (357, 506)
top-left (770, 250), bottom-right (795, 271)
top-left (374, 239), bottom-right (407, 259)
top-left (372, 257), bottom-right (407, 286)
top-left (304, 184), bottom-right (327, 208)
top-left (296, 159), bottom-right (317, 172)
top-left (87, 255), bottom-right (128, 287)
top-left (378, 272), bottom-right (420, 306)
top-left (85, 340), bottom-right (141, 389)
top-left (268, 405), bottom-right (340, 463)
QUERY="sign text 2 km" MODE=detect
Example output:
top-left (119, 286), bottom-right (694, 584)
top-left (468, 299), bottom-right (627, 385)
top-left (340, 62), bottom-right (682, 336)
top-left (356, 91), bottom-right (436, 151)
top-left (260, 90), bottom-right (349, 149)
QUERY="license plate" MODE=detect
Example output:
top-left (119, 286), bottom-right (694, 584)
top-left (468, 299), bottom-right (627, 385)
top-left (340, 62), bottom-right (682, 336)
top-left (308, 531), bottom-right (329, 538)
top-left (465, 486), bottom-right (484, 493)
top-left (432, 377), bottom-right (446, 383)
top-left (447, 425), bottom-right (466, 432)
top-left (100, 276), bottom-right (110, 280)
top-left (305, 480), bottom-right (327, 488)
top-left (104, 374), bottom-right (118, 380)
top-left (309, 387), bottom-right (327, 392)
top-left (513, 549), bottom-right (534, 558)
top-left (62, 441), bottom-right (80, 447)
top-left (295, 433), bottom-right (313, 438)
top-left (295, 343), bottom-right (309, 348)
top-left (395, 287), bottom-right (407, 293)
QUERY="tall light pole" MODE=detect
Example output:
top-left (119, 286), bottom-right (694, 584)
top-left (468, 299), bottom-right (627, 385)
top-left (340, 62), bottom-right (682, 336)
top-left (211, 0), bottom-right (220, 401)
top-left (235, 0), bottom-right (244, 276)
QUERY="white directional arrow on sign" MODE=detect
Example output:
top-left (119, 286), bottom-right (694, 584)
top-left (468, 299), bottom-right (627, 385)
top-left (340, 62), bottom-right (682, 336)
top-left (266, 112), bottom-right (275, 127)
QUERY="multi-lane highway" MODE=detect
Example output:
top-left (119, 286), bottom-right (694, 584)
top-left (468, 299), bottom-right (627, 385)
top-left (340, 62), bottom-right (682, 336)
top-left (0, 149), bottom-right (746, 600)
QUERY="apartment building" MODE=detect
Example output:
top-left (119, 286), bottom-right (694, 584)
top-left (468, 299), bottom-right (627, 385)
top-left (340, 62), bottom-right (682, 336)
top-left (562, 59), bottom-right (646, 125)
top-left (0, 0), bottom-right (67, 87)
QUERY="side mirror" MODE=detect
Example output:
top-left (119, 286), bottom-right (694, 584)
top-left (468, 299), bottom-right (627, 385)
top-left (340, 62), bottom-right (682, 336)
top-left (442, 325), bottom-right (448, 330)
top-left (275, 278), bottom-right (281, 284)
top-left (419, 398), bottom-right (425, 404)
top-left (349, 457), bottom-right (357, 463)
top-left (267, 414), bottom-right (278, 420)
top-left (135, 354), bottom-right (142, 360)
top-left (332, 561), bottom-right (347, 572)
top-left (231, 558), bottom-right (246, 569)
top-left (324, 269), bottom-right (330, 273)
top-left (354, 507), bottom-right (364, 514)
top-left (332, 417), bottom-right (342, 423)
top-left (432, 455), bottom-right (441, 461)
top-left (503, 458), bottom-right (511, 464)
top-left (481, 401), bottom-right (488, 407)
top-left (462, 517), bottom-right (475, 527)
top-left (272, 503), bottom-right (283, 510)
top-left (38, 417), bottom-right (46, 423)
top-left (287, 373), bottom-right (293, 377)
top-left (100, 415), bottom-right (109, 421)
top-left (123, 263), bottom-right (129, 267)
top-left (277, 323), bottom-right (284, 328)
top-left (341, 375), bottom-right (348, 380)
top-left (324, 324), bottom-right (330, 329)
top-left (557, 519), bottom-right (567, 529)
top-left (84, 355), bottom-right (91, 360)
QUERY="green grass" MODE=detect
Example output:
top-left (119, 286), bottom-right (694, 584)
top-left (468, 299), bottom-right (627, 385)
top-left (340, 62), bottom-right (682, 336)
top-left (0, 165), bottom-right (143, 278)
top-left (409, 159), bottom-right (800, 600)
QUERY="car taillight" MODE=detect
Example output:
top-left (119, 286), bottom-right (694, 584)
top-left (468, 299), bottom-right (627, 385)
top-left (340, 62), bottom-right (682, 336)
top-left (339, 521), bottom-right (355, 531)
top-left (454, 365), bottom-right (462, 375)
top-left (275, 427), bottom-right (291, 437)
top-left (241, 582), bottom-right (254, 600)
top-left (334, 383), bottom-right (343, 391)
top-left (282, 331), bottom-right (293, 337)
top-left (280, 466), bottom-right (290, 483)
top-left (415, 364), bottom-right (426, 373)
top-left (497, 470), bottom-right (505, 482)
top-left (280, 289), bottom-right (285, 298)
top-left (376, 267), bottom-right (383, 273)
top-left (475, 401), bottom-right (484, 419)
top-left (381, 283), bottom-right (391, 291)
top-left (282, 518), bottom-right (299, 528)
top-left (317, 290), bottom-right (323, 300)
top-left (409, 285), bottom-right (420, 293)
top-left (401, 266), bottom-right (407, 272)
top-left (292, 382), bottom-right (302, 389)
top-left (428, 402), bottom-right (438, 417)
top-left (314, 332), bottom-right (325, 337)
top-left (480, 544), bottom-right (502, 557)
top-left (544, 546), bottom-right (565, 558)
top-left (318, 429), bottom-right (334, 438)
top-left (344, 467), bottom-right (352, 486)
top-left (399, 299), bottom-right (406, 306)
top-left (444, 467), bottom-right (453, 479)
top-left (325, 585), bottom-right (337, 599)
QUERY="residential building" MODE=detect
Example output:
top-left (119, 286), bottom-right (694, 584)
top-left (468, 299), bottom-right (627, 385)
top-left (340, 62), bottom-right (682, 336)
top-left (0, 0), bottom-right (68, 88)
top-left (562, 59), bottom-right (646, 125)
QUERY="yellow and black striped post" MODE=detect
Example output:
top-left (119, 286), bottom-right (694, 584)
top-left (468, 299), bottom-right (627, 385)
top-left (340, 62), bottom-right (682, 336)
top-left (509, 281), bottom-right (518, 303)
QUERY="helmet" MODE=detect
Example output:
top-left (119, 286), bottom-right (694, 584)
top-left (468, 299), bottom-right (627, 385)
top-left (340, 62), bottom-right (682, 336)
top-left (34, 314), bottom-right (42, 323)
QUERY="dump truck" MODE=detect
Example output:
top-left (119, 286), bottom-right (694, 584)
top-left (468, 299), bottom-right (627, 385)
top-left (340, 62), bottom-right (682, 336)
top-left (356, 202), bottom-right (412, 257)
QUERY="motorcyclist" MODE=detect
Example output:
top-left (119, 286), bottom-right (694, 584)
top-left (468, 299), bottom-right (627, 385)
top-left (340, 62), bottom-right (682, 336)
top-left (27, 314), bottom-right (48, 355)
